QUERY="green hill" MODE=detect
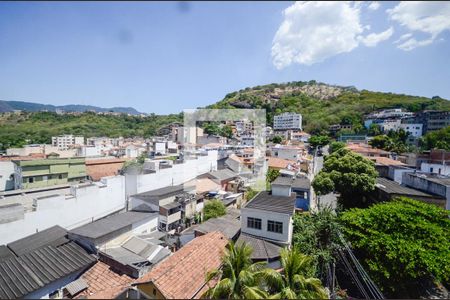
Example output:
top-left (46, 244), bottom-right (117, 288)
top-left (0, 111), bottom-right (182, 151)
top-left (208, 80), bottom-right (450, 133)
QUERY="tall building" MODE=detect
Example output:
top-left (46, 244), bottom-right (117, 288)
top-left (52, 135), bottom-right (84, 150)
top-left (413, 110), bottom-right (450, 134)
top-left (273, 113), bottom-right (302, 131)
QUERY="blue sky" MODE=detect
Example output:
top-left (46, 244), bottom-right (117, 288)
top-left (0, 1), bottom-right (449, 114)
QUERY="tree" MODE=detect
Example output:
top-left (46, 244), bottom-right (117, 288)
top-left (312, 149), bottom-right (378, 209)
top-left (206, 242), bottom-right (268, 299)
top-left (368, 123), bottom-right (381, 136)
top-left (272, 135), bottom-right (283, 144)
top-left (369, 135), bottom-right (392, 150)
top-left (293, 207), bottom-right (342, 279)
top-left (340, 197), bottom-right (450, 298)
top-left (260, 248), bottom-right (328, 299)
top-left (220, 125), bottom-right (233, 139)
top-left (309, 135), bottom-right (330, 148)
top-left (267, 169), bottom-right (280, 183)
top-left (203, 199), bottom-right (226, 221)
top-left (329, 141), bottom-right (345, 154)
top-left (420, 126), bottom-right (450, 151)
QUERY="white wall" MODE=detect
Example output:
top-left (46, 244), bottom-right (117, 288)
top-left (271, 185), bottom-right (292, 197)
top-left (420, 163), bottom-right (450, 176)
top-left (0, 161), bottom-right (16, 191)
top-left (0, 176), bottom-right (126, 245)
top-left (241, 208), bottom-right (292, 245)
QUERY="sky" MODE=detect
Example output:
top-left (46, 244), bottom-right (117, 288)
top-left (0, 1), bottom-right (450, 114)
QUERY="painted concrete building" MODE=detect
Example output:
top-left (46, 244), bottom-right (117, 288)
top-left (273, 112), bottom-right (302, 131)
top-left (13, 157), bottom-right (87, 190)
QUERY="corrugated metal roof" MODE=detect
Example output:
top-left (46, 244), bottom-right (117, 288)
top-left (7, 225), bottom-right (69, 256)
top-left (64, 278), bottom-right (88, 296)
top-left (237, 233), bottom-right (282, 260)
top-left (0, 242), bottom-right (95, 299)
top-left (69, 212), bottom-right (158, 239)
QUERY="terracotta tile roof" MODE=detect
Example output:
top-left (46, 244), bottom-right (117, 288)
top-left (85, 159), bottom-right (125, 181)
top-left (134, 231), bottom-right (228, 299)
top-left (76, 261), bottom-right (133, 299)
top-left (194, 178), bottom-right (221, 194)
top-left (0, 154), bottom-right (46, 161)
top-left (369, 156), bottom-right (406, 166)
top-left (267, 157), bottom-right (296, 169)
top-left (346, 143), bottom-right (390, 155)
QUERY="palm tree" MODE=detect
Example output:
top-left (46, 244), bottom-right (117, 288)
top-left (261, 248), bottom-right (328, 299)
top-left (205, 242), bottom-right (268, 299)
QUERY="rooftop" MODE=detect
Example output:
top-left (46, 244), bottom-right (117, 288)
top-left (86, 159), bottom-right (125, 181)
top-left (75, 261), bottom-right (133, 299)
top-left (132, 184), bottom-right (194, 200)
top-left (0, 242), bottom-right (95, 299)
top-left (267, 157), bottom-right (296, 169)
top-left (134, 231), bottom-right (228, 299)
top-left (69, 212), bottom-right (157, 240)
top-left (237, 233), bottom-right (282, 261)
top-left (406, 172), bottom-right (450, 186)
top-left (207, 169), bottom-right (238, 181)
top-left (370, 156), bottom-right (406, 166)
top-left (6, 225), bottom-right (69, 256)
top-left (244, 191), bottom-right (296, 215)
top-left (194, 212), bottom-right (241, 240)
top-left (376, 178), bottom-right (441, 198)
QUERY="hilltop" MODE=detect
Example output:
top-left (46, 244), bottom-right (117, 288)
top-left (208, 80), bottom-right (450, 133)
top-left (0, 100), bottom-right (144, 115)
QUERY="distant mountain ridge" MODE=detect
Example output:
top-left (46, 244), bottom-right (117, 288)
top-left (0, 100), bottom-right (144, 115)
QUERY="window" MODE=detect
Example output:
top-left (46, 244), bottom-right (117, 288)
top-left (430, 167), bottom-right (434, 173)
top-left (43, 175), bottom-right (48, 181)
top-left (58, 174), bottom-right (63, 180)
top-left (28, 177), bottom-right (34, 183)
top-left (247, 217), bottom-right (261, 230)
top-left (267, 220), bottom-right (283, 234)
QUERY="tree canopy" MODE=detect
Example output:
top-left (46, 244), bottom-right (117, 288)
top-left (328, 141), bottom-right (345, 154)
top-left (309, 135), bottom-right (330, 148)
top-left (339, 197), bottom-right (450, 297)
top-left (420, 126), bottom-right (450, 151)
top-left (312, 149), bottom-right (378, 209)
top-left (203, 199), bottom-right (226, 221)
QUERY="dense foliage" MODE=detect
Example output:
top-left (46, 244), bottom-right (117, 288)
top-left (308, 135), bottom-right (330, 148)
top-left (420, 126), bottom-right (450, 151)
top-left (293, 208), bottom-right (342, 279)
top-left (312, 149), bottom-right (378, 209)
top-left (271, 135), bottom-right (283, 144)
top-left (202, 122), bottom-right (233, 138)
top-left (203, 199), bottom-right (226, 221)
top-left (369, 129), bottom-right (410, 153)
top-left (210, 81), bottom-right (450, 133)
top-left (328, 141), bottom-right (345, 154)
top-left (0, 111), bottom-right (182, 151)
top-left (340, 197), bottom-right (450, 297)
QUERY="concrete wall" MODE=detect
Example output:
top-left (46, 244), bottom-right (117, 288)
top-left (421, 163), bottom-right (450, 176)
top-left (241, 208), bottom-right (292, 245)
top-left (272, 185), bottom-right (292, 197)
top-left (402, 173), bottom-right (450, 210)
top-left (387, 167), bottom-right (414, 184)
top-left (0, 161), bottom-right (16, 191)
top-left (0, 176), bottom-right (126, 245)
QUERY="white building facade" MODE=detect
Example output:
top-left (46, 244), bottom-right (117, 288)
top-left (273, 113), bottom-right (302, 131)
top-left (52, 135), bottom-right (84, 150)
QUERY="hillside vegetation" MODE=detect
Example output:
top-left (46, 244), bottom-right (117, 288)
top-left (0, 111), bottom-right (182, 150)
top-left (209, 81), bottom-right (450, 133)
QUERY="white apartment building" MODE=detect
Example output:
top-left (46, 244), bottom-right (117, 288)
top-left (399, 123), bottom-right (423, 138)
top-left (273, 113), bottom-right (302, 131)
top-left (52, 135), bottom-right (84, 150)
top-left (235, 121), bottom-right (253, 135)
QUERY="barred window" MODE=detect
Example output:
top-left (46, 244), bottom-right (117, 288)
top-left (247, 217), bottom-right (261, 230)
top-left (267, 220), bottom-right (283, 234)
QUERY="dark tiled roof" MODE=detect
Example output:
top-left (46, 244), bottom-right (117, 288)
top-left (272, 176), bottom-right (293, 186)
top-left (0, 245), bottom-right (14, 261)
top-left (0, 242), bottom-right (95, 299)
top-left (69, 212), bottom-right (157, 239)
top-left (244, 191), bottom-right (296, 215)
top-left (7, 225), bottom-right (69, 256)
top-left (132, 185), bottom-right (194, 200)
top-left (292, 177), bottom-right (311, 190)
top-left (161, 202), bottom-right (181, 210)
top-left (376, 177), bottom-right (442, 198)
top-left (237, 233), bottom-right (282, 261)
top-left (195, 213), bottom-right (241, 240)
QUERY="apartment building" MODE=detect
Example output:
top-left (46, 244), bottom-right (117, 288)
top-left (273, 112), bottom-right (302, 131)
top-left (413, 110), bottom-right (450, 134)
top-left (13, 157), bottom-right (87, 189)
top-left (52, 135), bottom-right (85, 150)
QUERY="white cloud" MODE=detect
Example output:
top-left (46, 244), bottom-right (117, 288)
top-left (394, 33), bottom-right (413, 44)
top-left (388, 1), bottom-right (450, 50)
top-left (368, 2), bottom-right (380, 11)
top-left (271, 1), bottom-right (392, 68)
top-left (360, 27), bottom-right (394, 47)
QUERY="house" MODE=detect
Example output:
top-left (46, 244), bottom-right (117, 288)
top-left (270, 145), bottom-right (303, 161)
top-left (372, 177), bottom-right (446, 208)
top-left (12, 157), bottom-right (87, 190)
top-left (236, 233), bottom-right (282, 267)
top-left (345, 143), bottom-right (390, 157)
top-left (267, 157), bottom-right (296, 171)
top-left (85, 158), bottom-right (126, 181)
top-left (68, 212), bottom-right (159, 253)
top-left (201, 169), bottom-right (238, 190)
top-left (241, 190), bottom-right (296, 246)
top-left (402, 172), bottom-right (450, 210)
top-left (271, 176), bottom-right (311, 211)
top-left (194, 208), bottom-right (241, 240)
top-left (133, 231), bottom-right (228, 299)
top-left (418, 149), bottom-right (450, 176)
top-left (64, 261), bottom-right (133, 299)
top-left (129, 185), bottom-right (197, 232)
top-left (0, 227), bottom-right (96, 299)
